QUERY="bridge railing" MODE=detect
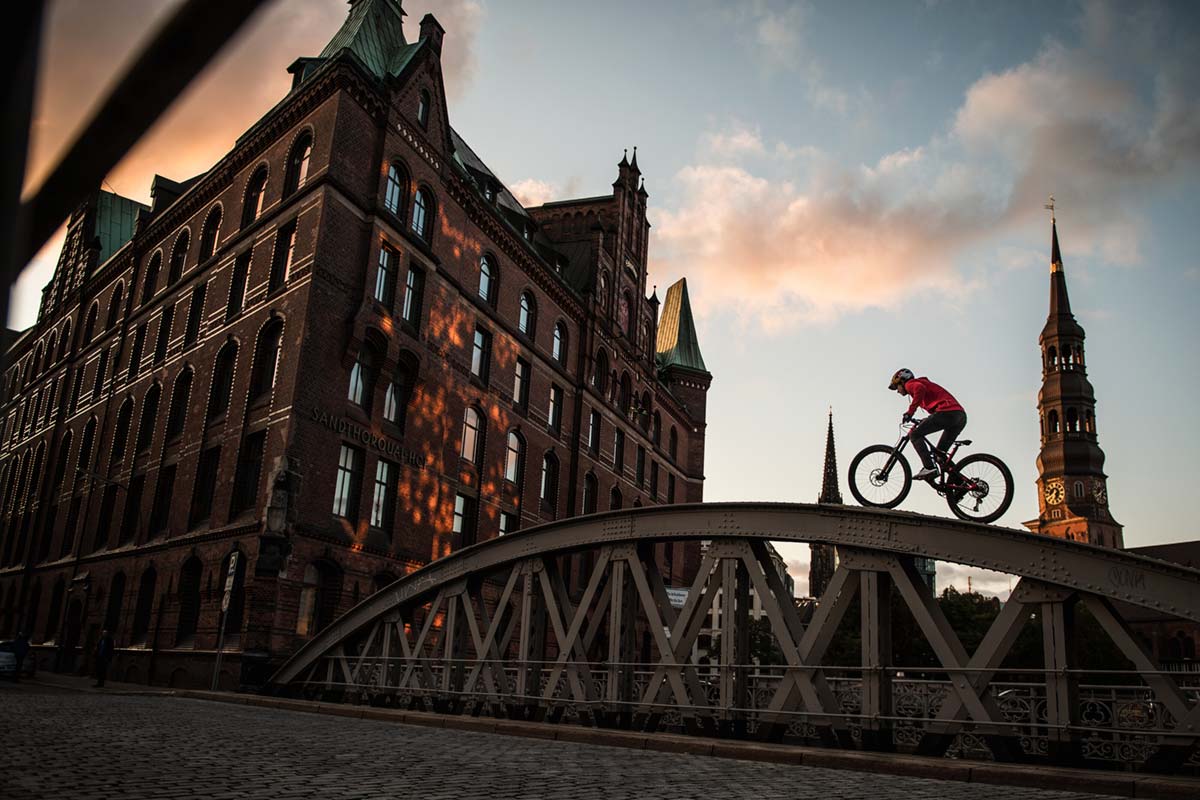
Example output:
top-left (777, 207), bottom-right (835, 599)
top-left (271, 504), bottom-right (1200, 774)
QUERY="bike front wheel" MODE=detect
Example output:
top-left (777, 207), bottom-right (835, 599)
top-left (945, 453), bottom-right (1014, 523)
top-left (848, 444), bottom-right (913, 509)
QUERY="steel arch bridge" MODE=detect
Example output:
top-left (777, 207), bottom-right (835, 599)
top-left (271, 503), bottom-right (1200, 772)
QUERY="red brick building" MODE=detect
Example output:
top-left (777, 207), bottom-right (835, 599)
top-left (0, 0), bottom-right (711, 688)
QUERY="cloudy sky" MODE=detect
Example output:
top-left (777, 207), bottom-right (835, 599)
top-left (18, 0), bottom-right (1200, 598)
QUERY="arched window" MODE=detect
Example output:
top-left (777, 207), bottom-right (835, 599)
top-left (598, 272), bottom-right (609, 309)
top-left (1084, 410), bottom-right (1094, 433)
top-left (619, 372), bottom-right (632, 414)
top-left (552, 321), bottom-right (567, 364)
top-left (283, 132), bottom-right (313, 197)
top-left (668, 426), bottom-right (678, 462)
top-left (167, 230), bottom-right (189, 286)
top-left (130, 565), bottom-right (157, 644)
top-left (1074, 481), bottom-right (1085, 499)
top-left (411, 188), bottom-right (432, 240)
top-left (106, 283), bottom-right (123, 330)
top-left (249, 319), bottom-right (283, 400)
top-left (652, 411), bottom-right (662, 444)
top-left (639, 391), bottom-right (652, 431)
top-left (384, 359), bottom-right (416, 432)
top-left (242, 167), bottom-right (269, 229)
top-left (44, 333), bottom-right (57, 371)
top-left (582, 473), bottom-right (598, 515)
top-left (176, 555), bottom-right (203, 645)
top-left (83, 302), bottom-right (99, 344)
top-left (104, 571), bottom-right (126, 635)
top-left (384, 163), bottom-right (407, 216)
top-left (1066, 408), bottom-right (1079, 433)
top-left (51, 431), bottom-right (72, 495)
top-left (136, 384), bottom-right (160, 453)
top-left (504, 431), bottom-right (524, 484)
top-left (165, 367), bottom-right (193, 440)
top-left (296, 561), bottom-right (341, 637)
top-left (540, 452), bottom-right (559, 515)
top-left (479, 255), bottom-right (497, 305)
top-left (1048, 410), bottom-right (1060, 435)
top-left (141, 253), bottom-right (161, 305)
top-left (347, 340), bottom-right (381, 413)
top-left (207, 343), bottom-right (238, 420)
top-left (461, 407), bottom-right (483, 466)
top-left (619, 291), bottom-right (632, 335)
top-left (58, 321), bottom-right (72, 360)
top-left (417, 89), bottom-right (431, 127)
top-left (609, 486), bottom-right (623, 510)
top-left (111, 398), bottom-right (133, 463)
top-left (1047, 346), bottom-right (1058, 369)
top-left (593, 349), bottom-right (609, 394)
top-left (199, 206), bottom-right (222, 261)
top-left (518, 292), bottom-right (536, 337)
top-left (79, 417), bottom-right (97, 480)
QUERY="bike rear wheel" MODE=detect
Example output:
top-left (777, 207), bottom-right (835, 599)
top-left (848, 444), bottom-right (913, 509)
top-left (945, 453), bottom-right (1013, 523)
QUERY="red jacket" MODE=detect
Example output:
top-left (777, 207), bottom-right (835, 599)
top-left (904, 377), bottom-right (964, 416)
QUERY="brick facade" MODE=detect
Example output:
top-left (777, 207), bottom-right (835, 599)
top-left (0, 4), bottom-right (711, 688)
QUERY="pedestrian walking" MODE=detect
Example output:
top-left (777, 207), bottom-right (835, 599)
top-left (93, 629), bottom-right (114, 688)
top-left (12, 631), bottom-right (30, 682)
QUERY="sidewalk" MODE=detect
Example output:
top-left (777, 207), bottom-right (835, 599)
top-left (29, 669), bottom-right (178, 696)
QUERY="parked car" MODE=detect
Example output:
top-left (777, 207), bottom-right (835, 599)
top-left (0, 640), bottom-right (36, 679)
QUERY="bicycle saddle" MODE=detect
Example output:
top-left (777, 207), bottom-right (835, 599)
top-left (955, 439), bottom-right (972, 446)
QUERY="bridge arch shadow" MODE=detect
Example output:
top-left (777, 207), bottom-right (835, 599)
top-left (271, 503), bottom-right (1200, 774)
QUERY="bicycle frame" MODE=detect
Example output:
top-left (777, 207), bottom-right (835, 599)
top-left (880, 420), bottom-right (969, 494)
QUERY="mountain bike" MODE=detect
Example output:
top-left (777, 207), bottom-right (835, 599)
top-left (847, 418), bottom-right (1014, 523)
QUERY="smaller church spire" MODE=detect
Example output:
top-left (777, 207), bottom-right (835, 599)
top-left (817, 408), bottom-right (843, 504)
top-left (619, 148), bottom-right (629, 168)
top-left (630, 146), bottom-right (640, 173)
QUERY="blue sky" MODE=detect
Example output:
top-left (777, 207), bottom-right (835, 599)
top-left (19, 0), bottom-right (1200, 596)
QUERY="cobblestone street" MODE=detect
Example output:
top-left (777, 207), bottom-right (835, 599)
top-left (0, 682), bottom-right (1126, 800)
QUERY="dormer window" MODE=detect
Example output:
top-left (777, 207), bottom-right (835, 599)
top-left (483, 183), bottom-right (495, 202)
top-left (523, 223), bottom-right (532, 241)
top-left (417, 90), bottom-right (430, 128)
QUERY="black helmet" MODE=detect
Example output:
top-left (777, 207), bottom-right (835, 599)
top-left (888, 368), bottom-right (914, 391)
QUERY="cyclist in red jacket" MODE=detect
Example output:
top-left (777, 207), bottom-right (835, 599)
top-left (887, 368), bottom-right (967, 481)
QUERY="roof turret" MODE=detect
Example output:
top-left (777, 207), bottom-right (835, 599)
top-left (655, 278), bottom-right (708, 374)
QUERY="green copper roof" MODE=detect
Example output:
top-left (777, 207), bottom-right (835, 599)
top-left (319, 0), bottom-right (422, 80)
top-left (655, 278), bottom-right (708, 374)
top-left (94, 191), bottom-right (148, 271)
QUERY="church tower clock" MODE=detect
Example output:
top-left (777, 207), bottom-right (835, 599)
top-left (1024, 205), bottom-right (1123, 548)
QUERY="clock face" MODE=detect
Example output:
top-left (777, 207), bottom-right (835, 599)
top-left (1044, 480), bottom-right (1065, 505)
top-left (1092, 481), bottom-right (1107, 505)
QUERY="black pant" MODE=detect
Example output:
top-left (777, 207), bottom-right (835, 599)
top-left (95, 659), bottom-right (110, 687)
top-left (911, 410), bottom-right (967, 469)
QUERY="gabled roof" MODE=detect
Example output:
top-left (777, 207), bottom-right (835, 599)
top-left (318, 0), bottom-right (423, 80)
top-left (655, 278), bottom-right (708, 374)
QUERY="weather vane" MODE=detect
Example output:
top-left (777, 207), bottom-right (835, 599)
top-left (1044, 195), bottom-right (1056, 222)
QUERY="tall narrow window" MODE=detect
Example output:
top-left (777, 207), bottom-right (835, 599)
top-left (127, 325), bottom-right (146, 380)
top-left (650, 461), bottom-right (659, 499)
top-left (582, 473), bottom-right (598, 515)
top-left (669, 427), bottom-right (679, 462)
top-left (552, 322), bottom-right (567, 364)
top-left (512, 358), bottom-right (530, 411)
top-left (452, 493), bottom-right (477, 547)
top-left (402, 266), bottom-right (425, 330)
top-left (614, 429), bottom-right (625, 473)
top-left (249, 320), bottom-right (283, 400)
top-left (588, 409), bottom-right (601, 455)
top-left (78, 418), bottom-right (97, 481)
top-left (136, 384), bottom-right (160, 453)
top-left (411, 188), bottom-right (432, 240)
top-left (199, 206), bottom-right (222, 261)
top-left (332, 444), bottom-right (364, 520)
top-left (461, 407), bottom-right (483, 465)
top-left (384, 164), bottom-right (406, 215)
top-left (375, 244), bottom-right (397, 307)
top-left (417, 90), bottom-right (430, 128)
top-left (227, 250), bottom-right (251, 319)
top-left (242, 167), bottom-right (268, 228)
top-left (268, 222), bottom-right (297, 294)
top-left (548, 384), bottom-right (563, 433)
top-left (93, 484), bottom-right (119, 551)
top-left (154, 305), bottom-right (174, 364)
top-left (504, 431), bottom-right (524, 484)
top-left (141, 254), bottom-right (161, 305)
top-left (230, 430), bottom-right (266, 515)
top-left (347, 343), bottom-right (380, 413)
top-left (165, 368), bottom-right (193, 441)
top-left (83, 303), bottom-right (98, 344)
top-left (370, 459), bottom-right (397, 530)
top-left (593, 349), bottom-right (609, 394)
top-left (176, 556), bottom-right (203, 644)
top-left (499, 511), bottom-right (518, 535)
top-left (383, 364), bottom-right (414, 431)
top-left (148, 464), bottom-right (176, 536)
top-left (283, 132), bottom-right (313, 197)
top-left (167, 231), bottom-right (189, 286)
top-left (105, 283), bottom-right (123, 330)
top-left (189, 446), bottom-right (221, 526)
top-left (131, 566), bottom-right (157, 644)
top-left (518, 292), bottom-right (535, 337)
top-left (208, 343), bottom-right (237, 420)
top-left (119, 475), bottom-right (145, 545)
top-left (111, 399), bottom-right (133, 463)
top-left (539, 453), bottom-right (559, 515)
top-left (478, 256), bottom-right (496, 305)
top-left (610, 486), bottom-right (623, 510)
top-left (184, 283), bottom-right (206, 347)
top-left (471, 327), bottom-right (491, 382)
top-left (667, 473), bottom-right (676, 504)
top-left (636, 446), bottom-right (646, 487)
top-left (92, 347), bottom-right (109, 400)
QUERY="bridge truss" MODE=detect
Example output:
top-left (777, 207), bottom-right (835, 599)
top-left (271, 504), bottom-right (1200, 773)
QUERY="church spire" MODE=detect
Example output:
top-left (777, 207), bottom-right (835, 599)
top-left (817, 408), bottom-right (842, 504)
top-left (318, 0), bottom-right (411, 80)
top-left (1048, 217), bottom-right (1073, 318)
